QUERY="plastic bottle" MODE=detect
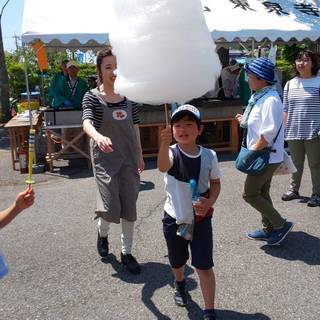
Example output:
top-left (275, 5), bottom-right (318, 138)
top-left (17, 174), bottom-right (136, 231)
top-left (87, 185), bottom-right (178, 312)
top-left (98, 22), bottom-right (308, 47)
top-left (0, 252), bottom-right (9, 279)
top-left (189, 179), bottom-right (200, 204)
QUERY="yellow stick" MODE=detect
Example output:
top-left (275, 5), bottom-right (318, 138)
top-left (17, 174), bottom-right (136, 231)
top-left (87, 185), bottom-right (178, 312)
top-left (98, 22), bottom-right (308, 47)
top-left (26, 128), bottom-right (35, 185)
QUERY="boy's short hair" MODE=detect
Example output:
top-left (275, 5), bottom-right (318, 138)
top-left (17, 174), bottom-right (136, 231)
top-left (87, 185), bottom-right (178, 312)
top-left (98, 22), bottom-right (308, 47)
top-left (171, 104), bottom-right (201, 127)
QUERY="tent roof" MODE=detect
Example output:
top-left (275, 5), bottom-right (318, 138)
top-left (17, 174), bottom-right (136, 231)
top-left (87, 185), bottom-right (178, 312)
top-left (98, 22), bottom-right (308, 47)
top-left (203, 0), bottom-right (320, 43)
top-left (21, 0), bottom-right (320, 50)
top-left (21, 0), bottom-right (113, 50)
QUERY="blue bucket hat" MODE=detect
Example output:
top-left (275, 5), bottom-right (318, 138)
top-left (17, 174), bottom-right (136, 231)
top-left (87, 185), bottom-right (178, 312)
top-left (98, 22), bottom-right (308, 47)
top-left (245, 57), bottom-right (276, 84)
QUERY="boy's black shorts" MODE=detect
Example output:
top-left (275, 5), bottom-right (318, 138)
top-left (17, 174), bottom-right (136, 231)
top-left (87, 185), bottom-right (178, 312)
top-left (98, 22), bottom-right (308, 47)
top-left (162, 212), bottom-right (214, 270)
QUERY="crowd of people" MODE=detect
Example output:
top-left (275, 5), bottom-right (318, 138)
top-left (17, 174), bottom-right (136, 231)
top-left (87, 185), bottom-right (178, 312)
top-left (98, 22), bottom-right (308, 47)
top-left (2, 47), bottom-right (320, 320)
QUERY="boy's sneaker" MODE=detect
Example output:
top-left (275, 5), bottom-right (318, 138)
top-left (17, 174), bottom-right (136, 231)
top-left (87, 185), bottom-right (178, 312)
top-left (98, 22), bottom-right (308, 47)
top-left (120, 253), bottom-right (141, 274)
top-left (281, 191), bottom-right (300, 201)
top-left (247, 229), bottom-right (272, 241)
top-left (267, 221), bottom-right (294, 246)
top-left (174, 280), bottom-right (188, 307)
top-left (203, 310), bottom-right (216, 320)
top-left (307, 194), bottom-right (320, 207)
top-left (97, 233), bottom-right (109, 257)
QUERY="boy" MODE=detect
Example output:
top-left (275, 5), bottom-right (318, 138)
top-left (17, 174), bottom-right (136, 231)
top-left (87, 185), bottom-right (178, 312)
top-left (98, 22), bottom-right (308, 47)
top-left (0, 187), bottom-right (34, 229)
top-left (157, 105), bottom-right (221, 320)
top-left (1, 187), bottom-right (34, 278)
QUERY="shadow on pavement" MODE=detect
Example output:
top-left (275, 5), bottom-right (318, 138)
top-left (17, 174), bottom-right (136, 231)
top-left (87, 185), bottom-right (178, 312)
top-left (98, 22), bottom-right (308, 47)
top-left (298, 196), bottom-right (310, 203)
top-left (45, 166), bottom-right (93, 179)
top-left (140, 180), bottom-right (155, 192)
top-left (216, 310), bottom-right (270, 320)
top-left (261, 231), bottom-right (320, 265)
top-left (0, 127), bottom-right (10, 150)
top-left (102, 255), bottom-right (201, 319)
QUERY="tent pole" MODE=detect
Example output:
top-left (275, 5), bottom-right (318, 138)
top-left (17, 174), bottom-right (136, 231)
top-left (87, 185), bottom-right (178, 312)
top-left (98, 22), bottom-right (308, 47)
top-left (22, 43), bottom-right (32, 128)
top-left (252, 39), bottom-right (255, 58)
top-left (238, 40), bottom-right (249, 53)
top-left (40, 71), bottom-right (45, 106)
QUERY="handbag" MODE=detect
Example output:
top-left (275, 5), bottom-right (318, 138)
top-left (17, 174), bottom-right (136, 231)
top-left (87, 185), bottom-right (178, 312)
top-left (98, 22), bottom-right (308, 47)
top-left (235, 124), bottom-right (282, 175)
top-left (235, 146), bottom-right (272, 175)
top-left (273, 150), bottom-right (297, 175)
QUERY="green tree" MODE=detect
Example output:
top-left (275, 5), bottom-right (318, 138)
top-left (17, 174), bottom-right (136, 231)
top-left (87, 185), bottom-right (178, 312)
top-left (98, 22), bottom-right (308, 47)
top-left (5, 47), bottom-right (97, 107)
top-left (5, 47), bottom-right (42, 99)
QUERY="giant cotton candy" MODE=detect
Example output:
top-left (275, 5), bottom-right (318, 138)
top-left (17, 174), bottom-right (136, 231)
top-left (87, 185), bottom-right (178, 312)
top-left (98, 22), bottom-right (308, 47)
top-left (109, 0), bottom-right (221, 104)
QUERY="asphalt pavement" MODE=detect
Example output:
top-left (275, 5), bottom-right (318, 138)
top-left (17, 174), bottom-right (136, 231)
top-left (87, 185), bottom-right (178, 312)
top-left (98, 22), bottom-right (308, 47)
top-left (0, 128), bottom-right (319, 320)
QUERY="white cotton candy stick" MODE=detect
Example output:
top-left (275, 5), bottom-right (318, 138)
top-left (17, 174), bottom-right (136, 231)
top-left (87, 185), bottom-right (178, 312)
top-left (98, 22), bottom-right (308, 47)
top-left (109, 0), bottom-right (221, 104)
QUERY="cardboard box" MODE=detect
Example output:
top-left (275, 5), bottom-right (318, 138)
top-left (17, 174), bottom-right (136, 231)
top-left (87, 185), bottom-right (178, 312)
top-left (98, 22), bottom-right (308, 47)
top-left (44, 108), bottom-right (83, 126)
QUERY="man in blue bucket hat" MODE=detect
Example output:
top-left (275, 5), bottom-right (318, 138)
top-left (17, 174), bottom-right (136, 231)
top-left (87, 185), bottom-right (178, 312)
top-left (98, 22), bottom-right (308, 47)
top-left (235, 57), bottom-right (294, 246)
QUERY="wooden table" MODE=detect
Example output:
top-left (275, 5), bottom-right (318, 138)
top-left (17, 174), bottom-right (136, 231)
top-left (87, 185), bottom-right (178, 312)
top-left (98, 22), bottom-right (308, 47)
top-left (139, 99), bottom-right (243, 157)
top-left (4, 112), bottom-right (43, 171)
top-left (44, 124), bottom-right (91, 172)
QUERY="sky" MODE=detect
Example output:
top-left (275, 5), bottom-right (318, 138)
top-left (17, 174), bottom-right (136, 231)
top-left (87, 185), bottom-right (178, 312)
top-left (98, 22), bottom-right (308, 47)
top-left (1, 0), bottom-right (24, 52)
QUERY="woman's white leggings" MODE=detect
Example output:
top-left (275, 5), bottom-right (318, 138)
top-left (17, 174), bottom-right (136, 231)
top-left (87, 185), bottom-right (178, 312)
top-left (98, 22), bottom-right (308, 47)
top-left (98, 218), bottom-right (134, 255)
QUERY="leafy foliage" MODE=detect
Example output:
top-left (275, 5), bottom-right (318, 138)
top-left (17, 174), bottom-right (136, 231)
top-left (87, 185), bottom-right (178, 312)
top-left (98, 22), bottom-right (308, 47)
top-left (5, 48), bottom-right (97, 101)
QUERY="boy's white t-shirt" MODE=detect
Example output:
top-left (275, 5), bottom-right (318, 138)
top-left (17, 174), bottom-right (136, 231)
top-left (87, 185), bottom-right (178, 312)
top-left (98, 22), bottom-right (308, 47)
top-left (247, 91), bottom-right (284, 164)
top-left (164, 145), bottom-right (221, 224)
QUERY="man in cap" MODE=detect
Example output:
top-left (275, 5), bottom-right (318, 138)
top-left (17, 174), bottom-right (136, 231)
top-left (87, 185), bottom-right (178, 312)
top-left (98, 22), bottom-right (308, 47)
top-left (51, 60), bottom-right (88, 109)
top-left (48, 59), bottom-right (69, 106)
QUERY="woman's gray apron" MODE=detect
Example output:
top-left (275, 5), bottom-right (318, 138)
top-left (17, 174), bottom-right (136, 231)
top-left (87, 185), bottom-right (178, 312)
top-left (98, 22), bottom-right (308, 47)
top-left (90, 89), bottom-right (140, 223)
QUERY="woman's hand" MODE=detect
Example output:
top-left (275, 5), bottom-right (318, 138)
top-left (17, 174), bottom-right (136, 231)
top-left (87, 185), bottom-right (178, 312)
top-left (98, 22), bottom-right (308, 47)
top-left (235, 113), bottom-right (243, 124)
top-left (138, 153), bottom-right (145, 174)
top-left (96, 135), bottom-right (113, 153)
top-left (193, 197), bottom-right (213, 217)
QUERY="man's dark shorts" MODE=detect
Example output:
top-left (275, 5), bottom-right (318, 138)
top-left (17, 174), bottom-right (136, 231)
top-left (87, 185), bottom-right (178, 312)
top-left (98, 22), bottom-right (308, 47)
top-left (162, 212), bottom-right (214, 270)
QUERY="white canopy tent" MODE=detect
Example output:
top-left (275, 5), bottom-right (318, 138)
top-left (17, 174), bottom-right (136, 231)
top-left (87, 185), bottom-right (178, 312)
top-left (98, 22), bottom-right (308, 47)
top-left (203, 0), bottom-right (320, 43)
top-left (21, 0), bottom-right (320, 50)
top-left (21, 0), bottom-right (113, 51)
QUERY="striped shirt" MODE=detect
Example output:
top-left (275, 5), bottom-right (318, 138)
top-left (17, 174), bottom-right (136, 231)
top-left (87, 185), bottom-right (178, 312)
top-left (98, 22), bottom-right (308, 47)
top-left (82, 90), bottom-right (140, 131)
top-left (283, 76), bottom-right (320, 140)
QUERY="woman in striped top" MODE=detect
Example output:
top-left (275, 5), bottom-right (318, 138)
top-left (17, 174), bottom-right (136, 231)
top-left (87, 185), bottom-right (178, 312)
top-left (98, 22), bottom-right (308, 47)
top-left (281, 50), bottom-right (320, 207)
top-left (82, 47), bottom-right (144, 274)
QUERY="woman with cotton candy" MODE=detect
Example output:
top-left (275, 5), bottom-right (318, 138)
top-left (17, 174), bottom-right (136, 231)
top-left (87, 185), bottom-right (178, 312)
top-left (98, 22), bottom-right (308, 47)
top-left (109, 0), bottom-right (221, 107)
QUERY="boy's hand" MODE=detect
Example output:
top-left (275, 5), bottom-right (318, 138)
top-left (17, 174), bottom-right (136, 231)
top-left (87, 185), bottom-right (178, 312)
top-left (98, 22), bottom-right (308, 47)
top-left (193, 197), bottom-right (213, 216)
top-left (160, 127), bottom-right (172, 146)
top-left (15, 187), bottom-right (35, 213)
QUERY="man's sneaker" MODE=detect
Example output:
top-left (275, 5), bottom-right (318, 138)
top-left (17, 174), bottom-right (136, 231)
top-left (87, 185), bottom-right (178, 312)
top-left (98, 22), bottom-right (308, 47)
top-left (307, 194), bottom-right (320, 207)
top-left (267, 221), bottom-right (294, 246)
top-left (174, 280), bottom-right (188, 307)
top-left (281, 191), bottom-right (300, 201)
top-left (247, 229), bottom-right (272, 241)
top-left (97, 233), bottom-right (109, 257)
top-left (120, 253), bottom-right (141, 274)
